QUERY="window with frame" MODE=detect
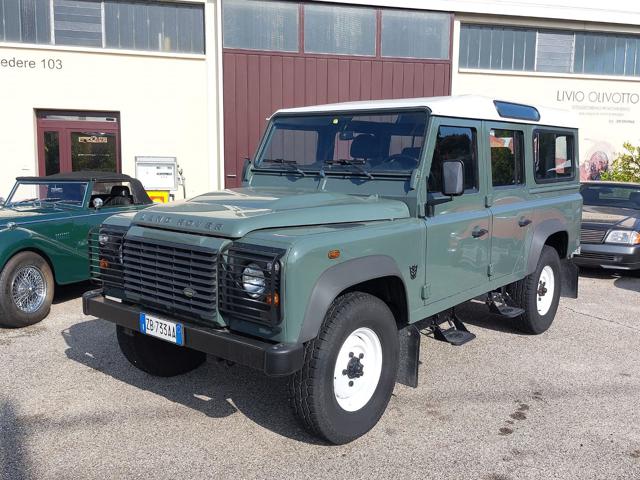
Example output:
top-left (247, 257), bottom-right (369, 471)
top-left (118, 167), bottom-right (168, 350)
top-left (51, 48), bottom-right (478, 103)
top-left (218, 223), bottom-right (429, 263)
top-left (490, 129), bottom-right (524, 187)
top-left (304, 4), bottom-right (376, 56)
top-left (534, 131), bottom-right (575, 182)
top-left (221, 0), bottom-right (298, 52)
top-left (428, 126), bottom-right (478, 193)
top-left (0, 0), bottom-right (51, 44)
top-left (381, 9), bottom-right (450, 59)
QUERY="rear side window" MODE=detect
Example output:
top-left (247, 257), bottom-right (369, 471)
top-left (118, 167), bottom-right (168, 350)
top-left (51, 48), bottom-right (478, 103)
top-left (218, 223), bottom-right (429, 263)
top-left (491, 129), bottom-right (524, 187)
top-left (428, 126), bottom-right (478, 193)
top-left (534, 131), bottom-right (575, 182)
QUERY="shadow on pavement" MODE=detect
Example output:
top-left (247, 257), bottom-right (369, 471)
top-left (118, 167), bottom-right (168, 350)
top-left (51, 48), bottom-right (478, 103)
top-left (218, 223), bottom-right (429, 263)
top-left (61, 318), bottom-right (325, 445)
top-left (0, 401), bottom-right (33, 480)
top-left (579, 267), bottom-right (640, 292)
top-left (53, 281), bottom-right (93, 305)
top-left (448, 300), bottom-right (522, 335)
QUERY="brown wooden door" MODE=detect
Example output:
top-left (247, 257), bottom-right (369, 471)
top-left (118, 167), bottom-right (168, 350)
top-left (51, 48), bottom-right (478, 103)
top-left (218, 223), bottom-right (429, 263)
top-left (37, 119), bottom-right (121, 176)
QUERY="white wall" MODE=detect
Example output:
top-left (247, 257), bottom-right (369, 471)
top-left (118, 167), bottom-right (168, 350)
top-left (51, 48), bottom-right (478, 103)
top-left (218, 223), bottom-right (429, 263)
top-left (0, 42), bottom-right (217, 199)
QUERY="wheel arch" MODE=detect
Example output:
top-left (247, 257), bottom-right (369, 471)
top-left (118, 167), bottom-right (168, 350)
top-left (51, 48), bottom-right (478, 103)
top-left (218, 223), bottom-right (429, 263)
top-left (2, 247), bottom-right (58, 284)
top-left (526, 219), bottom-right (569, 275)
top-left (298, 255), bottom-right (408, 343)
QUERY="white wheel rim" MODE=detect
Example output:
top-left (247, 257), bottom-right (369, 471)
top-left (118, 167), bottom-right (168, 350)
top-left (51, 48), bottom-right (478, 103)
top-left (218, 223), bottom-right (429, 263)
top-left (536, 265), bottom-right (555, 316)
top-left (333, 327), bottom-right (383, 412)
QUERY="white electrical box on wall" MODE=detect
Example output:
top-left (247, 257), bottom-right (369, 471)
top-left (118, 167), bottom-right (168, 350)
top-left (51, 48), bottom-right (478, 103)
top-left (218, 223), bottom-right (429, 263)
top-left (135, 157), bottom-right (178, 191)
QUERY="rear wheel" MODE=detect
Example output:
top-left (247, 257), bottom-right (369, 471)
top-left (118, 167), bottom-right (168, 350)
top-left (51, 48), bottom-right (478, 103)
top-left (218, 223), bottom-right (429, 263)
top-left (116, 325), bottom-right (206, 376)
top-left (289, 292), bottom-right (399, 444)
top-left (0, 252), bottom-right (55, 328)
top-left (508, 246), bottom-right (561, 334)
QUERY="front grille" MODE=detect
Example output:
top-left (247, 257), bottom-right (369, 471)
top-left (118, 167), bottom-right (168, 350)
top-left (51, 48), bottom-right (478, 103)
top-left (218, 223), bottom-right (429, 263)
top-left (123, 236), bottom-right (218, 322)
top-left (218, 243), bottom-right (285, 327)
top-left (576, 252), bottom-right (617, 262)
top-left (580, 228), bottom-right (606, 244)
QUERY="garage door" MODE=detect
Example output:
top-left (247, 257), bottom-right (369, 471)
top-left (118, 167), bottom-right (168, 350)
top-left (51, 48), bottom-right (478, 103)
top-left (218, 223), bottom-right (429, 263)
top-left (222, 0), bottom-right (453, 187)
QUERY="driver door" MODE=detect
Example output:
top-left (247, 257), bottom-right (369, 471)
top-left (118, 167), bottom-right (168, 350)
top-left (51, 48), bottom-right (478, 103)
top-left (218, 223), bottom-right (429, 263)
top-left (423, 118), bottom-right (491, 304)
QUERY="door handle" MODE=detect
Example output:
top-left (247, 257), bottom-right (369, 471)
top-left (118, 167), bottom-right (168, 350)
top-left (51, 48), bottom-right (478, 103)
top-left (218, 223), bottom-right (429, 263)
top-left (518, 218), bottom-right (532, 227)
top-left (472, 227), bottom-right (488, 238)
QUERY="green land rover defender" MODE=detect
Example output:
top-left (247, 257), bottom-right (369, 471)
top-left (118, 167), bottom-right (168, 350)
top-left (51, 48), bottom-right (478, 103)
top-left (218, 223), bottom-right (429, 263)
top-left (84, 95), bottom-right (581, 444)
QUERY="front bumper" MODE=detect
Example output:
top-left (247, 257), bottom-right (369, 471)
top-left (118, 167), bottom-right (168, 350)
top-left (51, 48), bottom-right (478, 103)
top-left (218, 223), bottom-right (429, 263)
top-left (573, 243), bottom-right (640, 270)
top-left (82, 290), bottom-right (304, 376)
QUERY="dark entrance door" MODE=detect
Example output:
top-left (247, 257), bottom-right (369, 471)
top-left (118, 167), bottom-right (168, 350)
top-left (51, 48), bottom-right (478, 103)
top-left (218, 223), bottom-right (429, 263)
top-left (36, 112), bottom-right (121, 176)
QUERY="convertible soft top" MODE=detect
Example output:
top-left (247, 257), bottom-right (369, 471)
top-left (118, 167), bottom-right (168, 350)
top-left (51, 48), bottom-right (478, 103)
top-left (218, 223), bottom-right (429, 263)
top-left (17, 171), bottom-right (134, 182)
top-left (15, 171), bottom-right (153, 205)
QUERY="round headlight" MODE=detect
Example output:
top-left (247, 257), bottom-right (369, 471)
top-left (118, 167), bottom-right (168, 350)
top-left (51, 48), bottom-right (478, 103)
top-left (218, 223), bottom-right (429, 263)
top-left (242, 263), bottom-right (266, 299)
top-left (98, 233), bottom-right (109, 246)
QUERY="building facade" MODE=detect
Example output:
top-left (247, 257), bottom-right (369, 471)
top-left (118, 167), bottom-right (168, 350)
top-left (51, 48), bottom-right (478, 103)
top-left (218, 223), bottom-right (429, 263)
top-left (2, 0), bottom-right (639, 198)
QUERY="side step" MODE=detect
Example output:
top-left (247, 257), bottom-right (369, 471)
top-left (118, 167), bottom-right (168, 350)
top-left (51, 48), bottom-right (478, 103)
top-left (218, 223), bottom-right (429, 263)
top-left (486, 290), bottom-right (525, 319)
top-left (431, 310), bottom-right (476, 346)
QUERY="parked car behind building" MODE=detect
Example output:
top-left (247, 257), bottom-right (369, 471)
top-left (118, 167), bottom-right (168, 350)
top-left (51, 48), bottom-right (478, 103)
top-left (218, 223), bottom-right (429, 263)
top-left (0, 172), bottom-right (152, 328)
top-left (573, 181), bottom-right (640, 271)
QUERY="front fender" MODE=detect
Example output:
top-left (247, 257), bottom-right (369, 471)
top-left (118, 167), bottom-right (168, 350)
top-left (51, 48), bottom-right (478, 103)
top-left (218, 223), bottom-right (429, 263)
top-left (298, 255), bottom-right (406, 343)
top-left (526, 218), bottom-right (567, 274)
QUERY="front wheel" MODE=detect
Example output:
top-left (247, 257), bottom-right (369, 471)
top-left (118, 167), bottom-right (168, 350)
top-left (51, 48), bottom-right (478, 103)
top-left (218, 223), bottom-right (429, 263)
top-left (507, 245), bottom-right (561, 334)
top-left (289, 292), bottom-right (399, 444)
top-left (0, 252), bottom-right (55, 328)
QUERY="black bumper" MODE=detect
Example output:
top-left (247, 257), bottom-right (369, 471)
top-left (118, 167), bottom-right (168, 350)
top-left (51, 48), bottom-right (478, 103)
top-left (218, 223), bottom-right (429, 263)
top-left (573, 243), bottom-right (640, 270)
top-left (82, 290), bottom-right (304, 376)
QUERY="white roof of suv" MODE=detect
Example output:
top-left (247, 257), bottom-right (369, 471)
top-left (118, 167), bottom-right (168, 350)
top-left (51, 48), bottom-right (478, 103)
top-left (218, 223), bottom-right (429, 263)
top-left (274, 95), bottom-right (578, 128)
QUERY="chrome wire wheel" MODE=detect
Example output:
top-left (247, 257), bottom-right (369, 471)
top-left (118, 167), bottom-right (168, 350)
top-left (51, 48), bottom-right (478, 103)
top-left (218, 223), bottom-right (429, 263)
top-left (333, 327), bottom-right (383, 412)
top-left (11, 266), bottom-right (47, 314)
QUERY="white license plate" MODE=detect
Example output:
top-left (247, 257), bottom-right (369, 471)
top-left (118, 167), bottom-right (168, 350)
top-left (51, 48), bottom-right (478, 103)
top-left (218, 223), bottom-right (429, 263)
top-left (139, 313), bottom-right (184, 346)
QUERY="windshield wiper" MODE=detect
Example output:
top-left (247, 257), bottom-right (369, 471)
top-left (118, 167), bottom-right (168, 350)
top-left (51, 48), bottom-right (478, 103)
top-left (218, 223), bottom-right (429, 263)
top-left (261, 158), bottom-right (307, 177)
top-left (324, 159), bottom-right (374, 179)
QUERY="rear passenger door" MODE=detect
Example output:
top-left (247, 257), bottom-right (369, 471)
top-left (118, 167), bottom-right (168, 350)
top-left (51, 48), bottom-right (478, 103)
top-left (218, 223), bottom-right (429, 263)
top-left (424, 119), bottom-right (491, 302)
top-left (485, 122), bottom-right (533, 280)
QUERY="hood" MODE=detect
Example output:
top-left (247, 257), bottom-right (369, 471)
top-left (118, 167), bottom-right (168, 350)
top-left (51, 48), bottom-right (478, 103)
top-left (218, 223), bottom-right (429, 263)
top-left (133, 187), bottom-right (410, 238)
top-left (0, 207), bottom-right (56, 227)
top-left (582, 205), bottom-right (639, 229)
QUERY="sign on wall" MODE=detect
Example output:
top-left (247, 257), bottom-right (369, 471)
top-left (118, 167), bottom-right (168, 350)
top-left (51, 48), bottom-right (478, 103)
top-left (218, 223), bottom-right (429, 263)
top-left (135, 157), bottom-right (178, 191)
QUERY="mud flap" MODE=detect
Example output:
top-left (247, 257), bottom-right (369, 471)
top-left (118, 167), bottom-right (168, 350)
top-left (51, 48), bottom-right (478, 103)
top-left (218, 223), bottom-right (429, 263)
top-left (396, 324), bottom-right (420, 388)
top-left (560, 259), bottom-right (579, 299)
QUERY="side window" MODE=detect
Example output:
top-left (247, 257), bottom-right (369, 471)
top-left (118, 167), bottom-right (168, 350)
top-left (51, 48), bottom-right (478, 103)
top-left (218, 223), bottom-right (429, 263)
top-left (534, 131), bottom-right (575, 182)
top-left (89, 182), bottom-right (136, 207)
top-left (428, 126), bottom-right (478, 193)
top-left (490, 129), bottom-right (524, 187)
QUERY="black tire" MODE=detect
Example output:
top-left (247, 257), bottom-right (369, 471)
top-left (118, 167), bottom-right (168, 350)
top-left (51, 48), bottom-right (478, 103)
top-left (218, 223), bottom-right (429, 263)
top-left (116, 325), bottom-right (206, 377)
top-left (0, 252), bottom-right (55, 328)
top-left (288, 292), bottom-right (399, 444)
top-left (507, 246), bottom-right (561, 334)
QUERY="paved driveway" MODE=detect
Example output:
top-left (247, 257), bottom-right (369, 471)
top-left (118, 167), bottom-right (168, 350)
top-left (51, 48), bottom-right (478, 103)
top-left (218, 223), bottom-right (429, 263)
top-left (1, 272), bottom-right (639, 480)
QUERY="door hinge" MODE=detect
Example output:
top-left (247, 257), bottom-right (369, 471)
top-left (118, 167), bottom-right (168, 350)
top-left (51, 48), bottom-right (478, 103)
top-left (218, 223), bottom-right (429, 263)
top-left (421, 284), bottom-right (431, 300)
top-left (487, 264), bottom-right (494, 277)
top-left (485, 195), bottom-right (493, 208)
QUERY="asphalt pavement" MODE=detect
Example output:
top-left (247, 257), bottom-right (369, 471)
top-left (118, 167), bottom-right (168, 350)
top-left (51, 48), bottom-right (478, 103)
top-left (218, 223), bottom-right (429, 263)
top-left (1, 271), bottom-right (639, 480)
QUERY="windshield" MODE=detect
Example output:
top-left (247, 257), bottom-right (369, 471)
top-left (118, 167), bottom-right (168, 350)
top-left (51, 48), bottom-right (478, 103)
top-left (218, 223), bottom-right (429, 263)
top-left (580, 184), bottom-right (640, 209)
top-left (6, 182), bottom-right (88, 209)
top-left (255, 110), bottom-right (428, 175)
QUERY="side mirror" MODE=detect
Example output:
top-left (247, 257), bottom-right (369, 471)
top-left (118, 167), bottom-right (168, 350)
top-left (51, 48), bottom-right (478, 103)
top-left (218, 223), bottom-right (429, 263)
top-left (92, 197), bottom-right (103, 210)
top-left (442, 160), bottom-right (464, 197)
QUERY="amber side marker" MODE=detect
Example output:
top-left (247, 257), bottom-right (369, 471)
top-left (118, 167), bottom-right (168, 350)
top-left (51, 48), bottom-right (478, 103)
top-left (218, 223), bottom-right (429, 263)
top-left (328, 250), bottom-right (340, 259)
top-left (266, 292), bottom-right (280, 306)
top-left (99, 259), bottom-right (110, 269)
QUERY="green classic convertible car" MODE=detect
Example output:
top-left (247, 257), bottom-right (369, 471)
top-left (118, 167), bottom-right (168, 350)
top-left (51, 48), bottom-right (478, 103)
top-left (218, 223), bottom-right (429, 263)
top-left (0, 172), bottom-right (151, 328)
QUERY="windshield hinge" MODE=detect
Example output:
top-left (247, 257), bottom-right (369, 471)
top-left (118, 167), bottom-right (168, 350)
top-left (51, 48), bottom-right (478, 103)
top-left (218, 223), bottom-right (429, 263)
top-left (487, 264), bottom-right (494, 277)
top-left (421, 284), bottom-right (431, 300)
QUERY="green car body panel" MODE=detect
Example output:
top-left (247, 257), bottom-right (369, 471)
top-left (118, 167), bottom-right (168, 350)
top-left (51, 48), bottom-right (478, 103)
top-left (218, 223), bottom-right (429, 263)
top-left (92, 98), bottom-right (581, 346)
top-left (0, 176), bottom-right (150, 286)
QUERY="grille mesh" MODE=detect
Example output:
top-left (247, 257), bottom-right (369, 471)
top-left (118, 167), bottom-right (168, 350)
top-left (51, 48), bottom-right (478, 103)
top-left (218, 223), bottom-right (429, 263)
top-left (123, 237), bottom-right (217, 322)
top-left (580, 228), bottom-right (606, 244)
